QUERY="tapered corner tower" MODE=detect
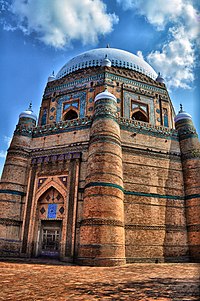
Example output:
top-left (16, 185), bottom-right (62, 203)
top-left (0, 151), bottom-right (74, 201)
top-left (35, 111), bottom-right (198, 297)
top-left (0, 104), bottom-right (36, 256)
top-left (175, 106), bottom-right (200, 262)
top-left (77, 88), bottom-right (126, 266)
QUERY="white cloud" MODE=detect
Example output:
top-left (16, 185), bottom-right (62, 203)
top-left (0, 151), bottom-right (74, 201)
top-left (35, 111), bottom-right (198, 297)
top-left (4, 0), bottom-right (118, 48)
top-left (0, 136), bottom-right (11, 159)
top-left (147, 26), bottom-right (195, 89)
top-left (117, 0), bottom-right (200, 89)
top-left (0, 151), bottom-right (6, 158)
top-left (4, 136), bottom-right (12, 147)
top-left (117, 0), bottom-right (183, 30)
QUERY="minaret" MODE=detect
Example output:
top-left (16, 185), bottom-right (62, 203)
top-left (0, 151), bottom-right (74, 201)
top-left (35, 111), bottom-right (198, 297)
top-left (0, 103), bottom-right (36, 256)
top-left (175, 105), bottom-right (200, 262)
top-left (77, 89), bottom-right (126, 266)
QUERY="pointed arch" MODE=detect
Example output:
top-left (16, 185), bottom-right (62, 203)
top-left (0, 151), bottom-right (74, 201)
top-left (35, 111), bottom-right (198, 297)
top-left (64, 109), bottom-right (78, 120)
top-left (132, 108), bottom-right (149, 122)
top-left (38, 186), bottom-right (64, 204)
top-left (36, 178), bottom-right (67, 203)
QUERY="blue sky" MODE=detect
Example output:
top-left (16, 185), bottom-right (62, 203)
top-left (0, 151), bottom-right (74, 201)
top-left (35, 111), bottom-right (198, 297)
top-left (0, 0), bottom-right (200, 176)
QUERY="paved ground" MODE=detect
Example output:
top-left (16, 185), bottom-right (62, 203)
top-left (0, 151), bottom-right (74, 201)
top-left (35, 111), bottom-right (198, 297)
top-left (0, 260), bottom-right (199, 300)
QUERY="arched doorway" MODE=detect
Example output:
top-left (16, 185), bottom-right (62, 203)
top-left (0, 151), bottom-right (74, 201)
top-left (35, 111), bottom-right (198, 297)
top-left (37, 187), bottom-right (64, 257)
top-left (64, 109), bottom-right (78, 120)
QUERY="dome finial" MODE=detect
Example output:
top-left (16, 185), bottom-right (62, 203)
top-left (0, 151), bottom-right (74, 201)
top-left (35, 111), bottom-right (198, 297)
top-left (174, 104), bottom-right (192, 123)
top-left (28, 102), bottom-right (33, 111)
top-left (19, 101), bottom-right (37, 122)
top-left (101, 54), bottom-right (111, 67)
top-left (156, 72), bottom-right (165, 83)
top-left (106, 44), bottom-right (110, 48)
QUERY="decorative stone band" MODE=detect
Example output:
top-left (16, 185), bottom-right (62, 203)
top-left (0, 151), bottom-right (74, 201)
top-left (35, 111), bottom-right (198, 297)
top-left (185, 194), bottom-right (200, 200)
top-left (31, 152), bottom-right (81, 165)
top-left (45, 72), bottom-right (104, 94)
top-left (118, 117), bottom-right (179, 140)
top-left (0, 237), bottom-right (21, 243)
top-left (175, 118), bottom-right (193, 128)
top-left (80, 218), bottom-right (124, 227)
top-left (45, 70), bottom-right (167, 98)
top-left (89, 135), bottom-right (121, 147)
top-left (84, 182), bottom-right (124, 192)
top-left (14, 116), bottom-right (179, 140)
top-left (94, 99), bottom-right (118, 120)
top-left (187, 224), bottom-right (200, 232)
top-left (0, 189), bottom-right (26, 196)
top-left (105, 72), bottom-right (167, 95)
top-left (123, 146), bottom-right (181, 161)
top-left (124, 190), bottom-right (184, 200)
top-left (177, 125), bottom-right (198, 141)
top-left (182, 150), bottom-right (200, 160)
top-left (0, 248), bottom-right (20, 254)
top-left (7, 147), bottom-right (30, 159)
top-left (0, 199), bottom-right (25, 204)
top-left (125, 224), bottom-right (186, 231)
top-left (0, 218), bottom-right (22, 226)
top-left (81, 185), bottom-right (200, 201)
top-left (94, 99), bottom-right (117, 107)
top-left (15, 116), bottom-right (92, 137)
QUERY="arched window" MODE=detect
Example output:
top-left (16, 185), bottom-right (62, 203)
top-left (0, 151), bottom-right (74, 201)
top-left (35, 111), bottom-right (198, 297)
top-left (41, 108), bottom-right (47, 126)
top-left (132, 110), bottom-right (148, 122)
top-left (64, 110), bottom-right (78, 121)
top-left (163, 108), bottom-right (169, 127)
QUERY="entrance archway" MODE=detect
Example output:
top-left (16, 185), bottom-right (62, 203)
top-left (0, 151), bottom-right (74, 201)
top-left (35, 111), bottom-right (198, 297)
top-left (37, 186), bottom-right (64, 257)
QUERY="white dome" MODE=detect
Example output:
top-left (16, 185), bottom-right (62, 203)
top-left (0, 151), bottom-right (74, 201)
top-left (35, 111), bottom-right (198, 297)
top-left (174, 106), bottom-right (192, 123)
top-left (56, 48), bottom-right (157, 80)
top-left (94, 89), bottom-right (117, 102)
top-left (19, 104), bottom-right (37, 122)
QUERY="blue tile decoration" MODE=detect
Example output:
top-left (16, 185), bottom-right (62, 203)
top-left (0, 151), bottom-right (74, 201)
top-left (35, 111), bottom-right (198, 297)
top-left (47, 204), bottom-right (57, 218)
top-left (164, 114), bottom-right (169, 127)
top-left (89, 98), bottom-right (93, 103)
top-left (49, 116), bottom-right (54, 120)
top-left (63, 103), bottom-right (71, 110)
top-left (56, 92), bottom-right (86, 122)
top-left (50, 107), bottom-right (55, 112)
top-left (46, 74), bottom-right (104, 94)
top-left (41, 109), bottom-right (47, 126)
top-left (71, 102), bottom-right (79, 108)
top-left (124, 91), bottom-right (155, 124)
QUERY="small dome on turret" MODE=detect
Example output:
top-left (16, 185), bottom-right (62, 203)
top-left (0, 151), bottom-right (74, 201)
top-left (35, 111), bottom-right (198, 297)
top-left (156, 72), bottom-right (165, 83)
top-left (94, 88), bottom-right (117, 102)
top-left (19, 103), bottom-right (37, 122)
top-left (48, 71), bottom-right (56, 82)
top-left (101, 55), bottom-right (111, 67)
top-left (174, 104), bottom-right (192, 123)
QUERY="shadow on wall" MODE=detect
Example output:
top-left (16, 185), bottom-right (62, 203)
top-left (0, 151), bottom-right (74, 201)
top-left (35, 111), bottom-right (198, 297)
top-left (163, 139), bottom-right (189, 262)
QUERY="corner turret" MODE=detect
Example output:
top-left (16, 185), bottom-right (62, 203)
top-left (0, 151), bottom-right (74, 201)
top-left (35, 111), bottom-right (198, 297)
top-left (0, 103), bottom-right (35, 257)
top-left (77, 88), bottom-right (126, 266)
top-left (175, 104), bottom-right (200, 262)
